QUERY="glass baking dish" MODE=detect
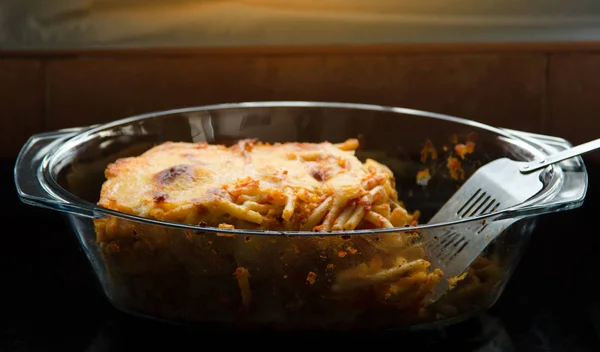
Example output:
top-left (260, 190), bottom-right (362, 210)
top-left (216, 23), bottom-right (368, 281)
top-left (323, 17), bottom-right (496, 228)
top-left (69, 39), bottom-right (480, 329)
top-left (14, 102), bottom-right (587, 331)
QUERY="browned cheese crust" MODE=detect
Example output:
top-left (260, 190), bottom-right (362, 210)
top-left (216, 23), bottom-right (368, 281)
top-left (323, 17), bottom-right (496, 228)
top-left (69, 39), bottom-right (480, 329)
top-left (98, 138), bottom-right (415, 231)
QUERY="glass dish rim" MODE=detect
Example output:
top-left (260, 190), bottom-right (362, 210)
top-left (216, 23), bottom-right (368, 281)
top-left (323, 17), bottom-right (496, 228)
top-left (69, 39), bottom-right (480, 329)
top-left (35, 101), bottom-right (572, 236)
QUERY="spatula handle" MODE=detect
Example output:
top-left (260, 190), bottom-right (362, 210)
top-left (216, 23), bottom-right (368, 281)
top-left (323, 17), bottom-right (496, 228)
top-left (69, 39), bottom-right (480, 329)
top-left (520, 138), bottom-right (600, 173)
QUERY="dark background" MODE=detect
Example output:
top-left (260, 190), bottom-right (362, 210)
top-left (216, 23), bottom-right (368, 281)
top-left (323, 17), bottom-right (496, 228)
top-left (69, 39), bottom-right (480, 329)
top-left (1, 49), bottom-right (600, 163)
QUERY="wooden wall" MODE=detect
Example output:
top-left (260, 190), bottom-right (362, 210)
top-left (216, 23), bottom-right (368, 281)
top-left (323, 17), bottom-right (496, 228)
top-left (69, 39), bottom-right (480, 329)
top-left (2, 44), bottom-right (599, 160)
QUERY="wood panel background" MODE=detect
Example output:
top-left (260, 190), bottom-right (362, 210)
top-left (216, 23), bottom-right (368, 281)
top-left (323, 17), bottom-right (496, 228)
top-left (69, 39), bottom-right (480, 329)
top-left (1, 44), bottom-right (599, 160)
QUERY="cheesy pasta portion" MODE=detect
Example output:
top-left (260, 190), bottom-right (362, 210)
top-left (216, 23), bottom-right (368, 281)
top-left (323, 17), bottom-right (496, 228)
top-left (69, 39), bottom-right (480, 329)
top-left (98, 138), bottom-right (414, 232)
top-left (94, 138), bottom-right (466, 328)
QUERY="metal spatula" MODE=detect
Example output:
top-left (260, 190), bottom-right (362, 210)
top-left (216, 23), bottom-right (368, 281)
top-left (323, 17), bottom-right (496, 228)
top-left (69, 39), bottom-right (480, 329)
top-left (423, 137), bottom-right (600, 304)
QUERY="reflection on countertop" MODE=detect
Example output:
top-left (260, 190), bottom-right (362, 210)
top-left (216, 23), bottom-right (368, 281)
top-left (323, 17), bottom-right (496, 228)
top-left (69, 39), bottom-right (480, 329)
top-left (83, 312), bottom-right (516, 351)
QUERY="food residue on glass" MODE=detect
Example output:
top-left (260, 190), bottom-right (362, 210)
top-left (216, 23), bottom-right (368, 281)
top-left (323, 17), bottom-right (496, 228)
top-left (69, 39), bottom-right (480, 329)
top-left (416, 168), bottom-right (431, 186)
top-left (420, 139), bottom-right (438, 163)
top-left (447, 156), bottom-right (465, 180)
top-left (235, 267), bottom-right (251, 308)
top-left (454, 133), bottom-right (477, 160)
top-left (306, 271), bottom-right (317, 285)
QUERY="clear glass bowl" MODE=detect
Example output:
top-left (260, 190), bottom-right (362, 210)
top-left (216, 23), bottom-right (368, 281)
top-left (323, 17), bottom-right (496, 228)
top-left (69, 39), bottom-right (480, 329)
top-left (14, 102), bottom-right (587, 331)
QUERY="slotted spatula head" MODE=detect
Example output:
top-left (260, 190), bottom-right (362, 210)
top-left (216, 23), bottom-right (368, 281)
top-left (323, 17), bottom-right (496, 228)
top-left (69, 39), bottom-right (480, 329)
top-left (428, 158), bottom-right (545, 225)
top-left (423, 158), bottom-right (546, 303)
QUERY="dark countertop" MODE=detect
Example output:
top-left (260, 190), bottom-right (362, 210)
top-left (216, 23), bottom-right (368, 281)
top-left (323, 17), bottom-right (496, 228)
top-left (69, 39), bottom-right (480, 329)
top-left (2, 158), bottom-right (599, 351)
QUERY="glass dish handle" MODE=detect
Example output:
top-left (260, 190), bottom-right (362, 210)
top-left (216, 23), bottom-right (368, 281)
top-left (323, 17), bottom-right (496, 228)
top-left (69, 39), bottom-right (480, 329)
top-left (500, 128), bottom-right (588, 214)
top-left (14, 127), bottom-right (101, 219)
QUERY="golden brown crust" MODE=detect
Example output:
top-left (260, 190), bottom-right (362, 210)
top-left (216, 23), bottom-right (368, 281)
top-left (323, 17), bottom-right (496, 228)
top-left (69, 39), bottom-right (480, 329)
top-left (98, 138), bottom-right (404, 232)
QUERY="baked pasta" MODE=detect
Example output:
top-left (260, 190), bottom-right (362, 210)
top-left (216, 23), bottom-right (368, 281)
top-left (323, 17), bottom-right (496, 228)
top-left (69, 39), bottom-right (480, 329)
top-left (94, 138), bottom-right (499, 329)
top-left (97, 138), bottom-right (415, 232)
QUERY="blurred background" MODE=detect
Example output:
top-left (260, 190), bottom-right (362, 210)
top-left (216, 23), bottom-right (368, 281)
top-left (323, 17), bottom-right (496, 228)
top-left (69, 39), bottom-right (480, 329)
top-left (1, 0), bottom-right (600, 161)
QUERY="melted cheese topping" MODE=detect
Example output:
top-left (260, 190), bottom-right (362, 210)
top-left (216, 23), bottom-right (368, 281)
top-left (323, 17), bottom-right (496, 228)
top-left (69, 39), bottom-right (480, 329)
top-left (98, 138), bottom-right (403, 231)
